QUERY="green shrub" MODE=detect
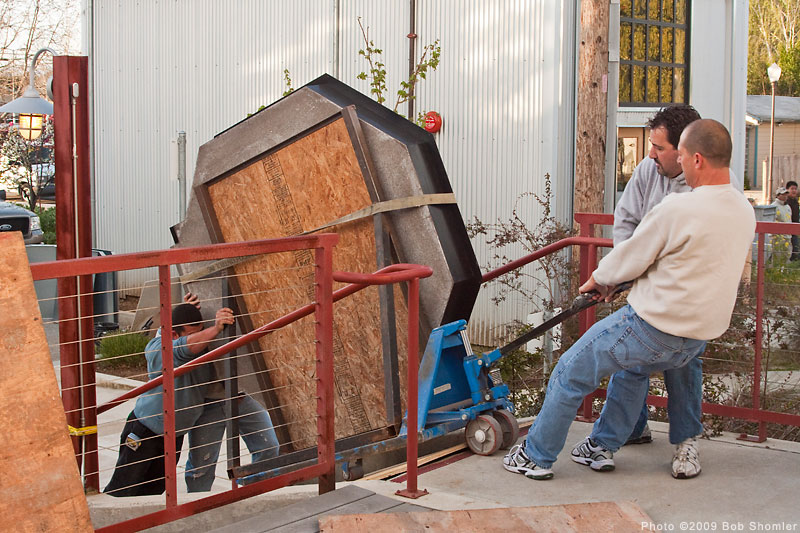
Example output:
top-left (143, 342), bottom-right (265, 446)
top-left (35, 205), bottom-right (56, 244)
top-left (96, 330), bottom-right (150, 368)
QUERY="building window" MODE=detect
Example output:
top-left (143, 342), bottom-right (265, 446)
top-left (619, 0), bottom-right (689, 107)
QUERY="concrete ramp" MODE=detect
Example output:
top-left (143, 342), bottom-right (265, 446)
top-left (209, 485), bottom-right (429, 533)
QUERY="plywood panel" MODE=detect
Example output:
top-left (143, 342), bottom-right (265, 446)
top-left (319, 501), bottom-right (653, 533)
top-left (0, 232), bottom-right (93, 532)
top-left (202, 115), bottom-right (408, 450)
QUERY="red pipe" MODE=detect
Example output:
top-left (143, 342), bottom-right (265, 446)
top-left (315, 244), bottom-right (336, 494)
top-left (396, 277), bottom-right (429, 499)
top-left (31, 235), bottom-right (335, 280)
top-left (481, 236), bottom-right (611, 284)
top-left (740, 231), bottom-right (768, 442)
top-left (97, 263), bottom-right (433, 414)
top-left (159, 265), bottom-right (178, 507)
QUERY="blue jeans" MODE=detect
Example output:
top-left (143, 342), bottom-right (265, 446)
top-left (620, 355), bottom-right (704, 445)
top-left (524, 305), bottom-right (705, 468)
top-left (185, 393), bottom-right (280, 492)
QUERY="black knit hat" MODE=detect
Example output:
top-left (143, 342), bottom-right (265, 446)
top-left (171, 303), bottom-right (203, 329)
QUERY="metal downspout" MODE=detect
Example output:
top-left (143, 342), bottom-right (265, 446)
top-left (408, 0), bottom-right (417, 120)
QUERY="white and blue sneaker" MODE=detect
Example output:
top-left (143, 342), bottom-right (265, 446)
top-left (502, 441), bottom-right (554, 480)
top-left (571, 437), bottom-right (615, 471)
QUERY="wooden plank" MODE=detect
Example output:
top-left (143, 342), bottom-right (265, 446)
top-left (319, 501), bottom-right (653, 533)
top-left (199, 112), bottom-right (409, 451)
top-left (0, 232), bottom-right (93, 532)
top-left (363, 443), bottom-right (467, 481)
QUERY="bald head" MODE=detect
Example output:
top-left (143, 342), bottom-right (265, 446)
top-left (680, 119), bottom-right (732, 169)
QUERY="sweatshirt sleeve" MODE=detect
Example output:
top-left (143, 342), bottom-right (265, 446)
top-left (594, 200), bottom-right (671, 286)
top-left (612, 166), bottom-right (647, 246)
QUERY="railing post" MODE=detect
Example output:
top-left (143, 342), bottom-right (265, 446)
top-left (316, 242), bottom-right (336, 494)
top-left (396, 276), bottom-right (428, 499)
top-left (159, 265), bottom-right (178, 507)
top-left (576, 215), bottom-right (599, 421)
top-left (739, 231), bottom-right (767, 442)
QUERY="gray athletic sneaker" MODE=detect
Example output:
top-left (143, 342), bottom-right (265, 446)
top-left (672, 437), bottom-right (701, 479)
top-left (502, 441), bottom-right (554, 480)
top-left (571, 437), bottom-right (615, 471)
top-left (624, 424), bottom-right (653, 445)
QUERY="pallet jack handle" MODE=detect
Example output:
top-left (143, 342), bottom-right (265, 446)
top-left (497, 281), bottom-right (633, 356)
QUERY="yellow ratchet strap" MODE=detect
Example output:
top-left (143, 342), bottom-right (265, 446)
top-left (68, 424), bottom-right (98, 437)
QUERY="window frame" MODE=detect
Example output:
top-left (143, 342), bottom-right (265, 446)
top-left (619, 0), bottom-right (691, 108)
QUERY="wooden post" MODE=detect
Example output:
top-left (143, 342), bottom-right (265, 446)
top-left (53, 56), bottom-right (96, 490)
top-left (575, 0), bottom-right (610, 229)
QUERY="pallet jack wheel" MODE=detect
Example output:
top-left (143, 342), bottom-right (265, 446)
top-left (465, 414), bottom-right (503, 456)
top-left (492, 409), bottom-right (520, 449)
top-left (342, 459), bottom-right (364, 481)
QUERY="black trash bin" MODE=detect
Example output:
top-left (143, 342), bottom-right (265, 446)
top-left (92, 249), bottom-right (119, 325)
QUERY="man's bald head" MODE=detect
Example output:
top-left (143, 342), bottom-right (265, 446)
top-left (679, 119), bottom-right (732, 169)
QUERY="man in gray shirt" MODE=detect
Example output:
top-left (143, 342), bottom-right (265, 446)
top-left (604, 104), bottom-right (707, 479)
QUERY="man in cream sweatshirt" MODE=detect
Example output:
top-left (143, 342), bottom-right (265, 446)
top-left (503, 119), bottom-right (755, 480)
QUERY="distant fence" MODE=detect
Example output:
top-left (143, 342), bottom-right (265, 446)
top-left (762, 154), bottom-right (800, 197)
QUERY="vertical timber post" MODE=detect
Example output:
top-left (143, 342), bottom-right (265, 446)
top-left (575, 0), bottom-right (610, 226)
top-left (53, 55), bottom-right (96, 490)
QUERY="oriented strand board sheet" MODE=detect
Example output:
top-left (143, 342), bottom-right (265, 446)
top-left (199, 113), bottom-right (408, 450)
top-left (319, 501), bottom-right (653, 533)
top-left (0, 232), bottom-right (93, 532)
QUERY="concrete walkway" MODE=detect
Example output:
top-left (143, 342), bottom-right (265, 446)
top-left (356, 421), bottom-right (800, 528)
top-left (87, 379), bottom-right (800, 532)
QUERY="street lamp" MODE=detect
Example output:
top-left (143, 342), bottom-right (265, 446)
top-left (765, 62), bottom-right (782, 205)
top-left (0, 47), bottom-right (55, 140)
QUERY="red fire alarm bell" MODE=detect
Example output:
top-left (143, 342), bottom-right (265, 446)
top-left (424, 111), bottom-right (442, 133)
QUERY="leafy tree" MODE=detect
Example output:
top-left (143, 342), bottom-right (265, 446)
top-left (0, 119), bottom-right (54, 211)
top-left (0, 0), bottom-right (80, 102)
top-left (748, 0), bottom-right (800, 95)
top-left (354, 16), bottom-right (440, 123)
top-left (277, 17), bottom-right (441, 126)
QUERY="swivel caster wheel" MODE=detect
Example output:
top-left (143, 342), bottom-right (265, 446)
top-left (465, 414), bottom-right (503, 455)
top-left (342, 459), bottom-right (364, 481)
top-left (492, 409), bottom-right (520, 449)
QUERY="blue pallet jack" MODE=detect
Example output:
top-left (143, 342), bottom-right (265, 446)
top-left (340, 284), bottom-right (625, 481)
top-left (404, 286), bottom-right (628, 457)
top-left (344, 286), bottom-right (630, 480)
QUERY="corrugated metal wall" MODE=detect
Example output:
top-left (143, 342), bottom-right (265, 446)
top-left (90, 0), bottom-right (577, 343)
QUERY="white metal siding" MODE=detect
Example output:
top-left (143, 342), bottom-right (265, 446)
top-left (92, 0), bottom-right (336, 293)
top-left (413, 1), bottom-right (577, 344)
top-left (90, 1), bottom-right (577, 341)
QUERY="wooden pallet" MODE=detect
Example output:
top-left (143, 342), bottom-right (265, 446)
top-left (319, 500), bottom-right (653, 533)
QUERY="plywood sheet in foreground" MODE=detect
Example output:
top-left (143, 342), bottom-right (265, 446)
top-left (0, 232), bottom-right (92, 531)
top-left (200, 113), bottom-right (408, 450)
top-left (319, 501), bottom-right (653, 533)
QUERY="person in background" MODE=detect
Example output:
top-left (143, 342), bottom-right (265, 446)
top-left (770, 187), bottom-right (792, 263)
top-left (785, 181), bottom-right (799, 261)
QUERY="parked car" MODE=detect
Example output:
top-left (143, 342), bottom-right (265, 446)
top-left (2, 146), bottom-right (55, 204)
top-left (0, 201), bottom-right (43, 244)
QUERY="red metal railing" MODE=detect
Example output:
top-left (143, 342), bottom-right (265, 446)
top-left (28, 213), bottom-right (800, 529)
top-left (479, 212), bottom-right (800, 437)
top-left (30, 235), bottom-right (434, 531)
top-left (332, 265), bottom-right (434, 498)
